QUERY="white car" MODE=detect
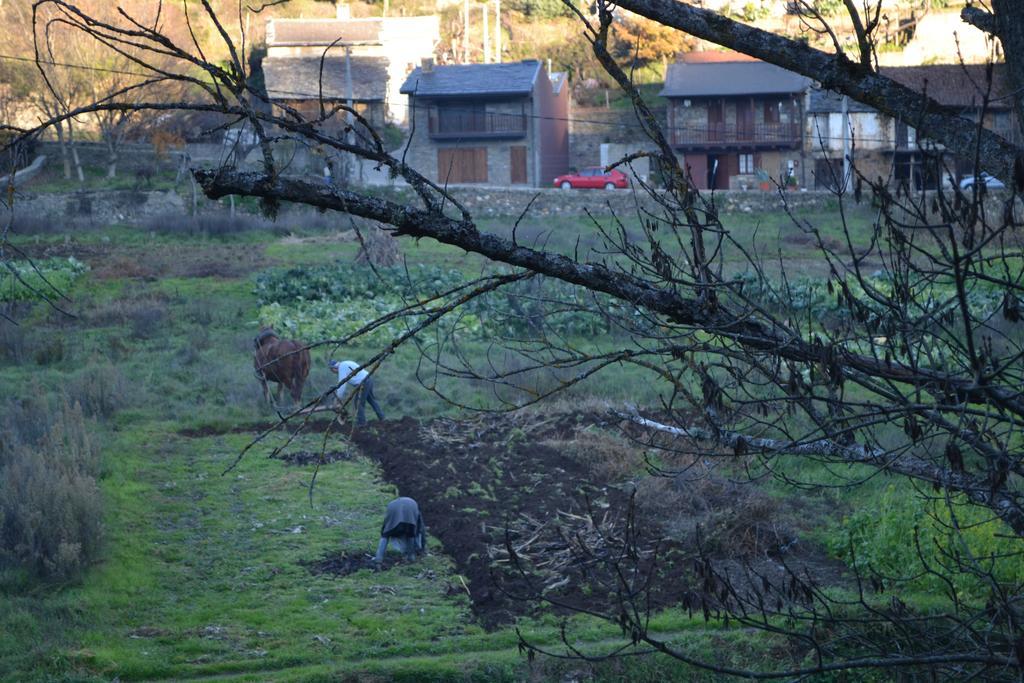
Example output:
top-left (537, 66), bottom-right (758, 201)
top-left (959, 172), bottom-right (1005, 190)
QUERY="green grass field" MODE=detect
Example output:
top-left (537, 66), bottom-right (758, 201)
top-left (0, 202), bottom-right (1000, 681)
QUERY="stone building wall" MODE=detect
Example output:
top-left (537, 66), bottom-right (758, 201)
top-left (401, 99), bottom-right (536, 186)
top-left (568, 106), bottom-right (661, 171)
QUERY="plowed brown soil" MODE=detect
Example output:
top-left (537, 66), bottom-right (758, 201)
top-left (191, 411), bottom-right (846, 628)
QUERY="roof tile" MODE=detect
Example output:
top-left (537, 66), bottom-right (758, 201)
top-left (660, 60), bottom-right (810, 98)
top-left (400, 61), bottom-right (541, 97)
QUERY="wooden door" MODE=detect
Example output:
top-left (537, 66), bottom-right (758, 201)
top-left (707, 99), bottom-right (725, 143)
top-left (685, 154), bottom-right (708, 190)
top-left (510, 146), bottom-right (527, 184)
top-left (708, 154), bottom-right (735, 190)
top-left (736, 100), bottom-right (754, 142)
top-left (438, 148), bottom-right (488, 184)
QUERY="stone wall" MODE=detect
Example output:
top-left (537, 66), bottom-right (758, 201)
top-left (38, 141), bottom-right (179, 176)
top-left (569, 106), bottom-right (660, 172)
top-left (4, 185), bottom-right (836, 225)
top-left (8, 189), bottom-right (185, 224)
top-left (373, 185), bottom-right (842, 218)
top-left (12, 184), bottom-right (1019, 226)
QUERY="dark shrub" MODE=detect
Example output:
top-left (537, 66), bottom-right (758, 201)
top-left (0, 321), bottom-right (30, 364)
top-left (143, 211), bottom-right (273, 237)
top-left (127, 303), bottom-right (167, 340)
top-left (33, 337), bottom-right (65, 365)
top-left (0, 391), bottom-right (56, 448)
top-left (88, 295), bottom-right (169, 337)
top-left (65, 361), bottom-right (129, 418)
top-left (0, 400), bottom-right (103, 581)
top-left (1, 212), bottom-right (96, 235)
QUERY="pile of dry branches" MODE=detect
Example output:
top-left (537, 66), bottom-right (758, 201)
top-left (487, 508), bottom-right (655, 594)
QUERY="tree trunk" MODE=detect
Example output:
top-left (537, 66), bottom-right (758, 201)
top-left (174, 151), bottom-right (189, 186)
top-left (990, 1), bottom-right (1024, 147)
top-left (66, 120), bottom-right (85, 184)
top-left (54, 120), bottom-right (71, 180)
top-left (105, 134), bottom-right (117, 179)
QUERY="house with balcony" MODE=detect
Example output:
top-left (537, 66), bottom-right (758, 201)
top-left (807, 63), bottom-right (1019, 190)
top-left (399, 60), bottom-right (570, 186)
top-left (660, 54), bottom-right (810, 190)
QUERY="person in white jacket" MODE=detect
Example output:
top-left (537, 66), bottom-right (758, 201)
top-left (328, 359), bottom-right (385, 425)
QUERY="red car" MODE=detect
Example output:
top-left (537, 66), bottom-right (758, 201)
top-left (554, 167), bottom-right (629, 190)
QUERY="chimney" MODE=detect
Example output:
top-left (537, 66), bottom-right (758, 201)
top-left (421, 57), bottom-right (434, 73)
top-left (336, 2), bottom-right (351, 19)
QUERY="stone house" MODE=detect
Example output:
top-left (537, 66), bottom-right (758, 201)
top-left (805, 88), bottom-right (892, 190)
top-left (262, 55), bottom-right (389, 137)
top-left (263, 6), bottom-right (440, 125)
top-left (660, 53), bottom-right (810, 190)
top-left (807, 63), bottom-right (1020, 190)
top-left (399, 60), bottom-right (570, 187)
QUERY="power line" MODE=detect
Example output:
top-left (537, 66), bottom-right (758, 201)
top-left (0, 51), bottom-right (154, 77)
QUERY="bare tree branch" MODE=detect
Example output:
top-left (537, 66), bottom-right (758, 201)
top-left (609, 0), bottom-right (1022, 179)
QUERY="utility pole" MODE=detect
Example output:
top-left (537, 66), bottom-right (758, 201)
top-left (841, 94), bottom-right (850, 193)
top-left (463, 0), bottom-right (469, 63)
top-left (345, 46), bottom-right (355, 182)
top-left (345, 46), bottom-right (354, 143)
top-left (494, 0), bottom-right (501, 63)
top-left (482, 3), bottom-right (490, 63)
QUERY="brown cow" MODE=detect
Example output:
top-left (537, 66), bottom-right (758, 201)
top-left (253, 327), bottom-right (311, 405)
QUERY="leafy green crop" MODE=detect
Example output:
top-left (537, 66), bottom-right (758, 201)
top-left (253, 263), bottom-right (467, 305)
top-left (733, 271), bottom-right (1011, 327)
top-left (254, 262), bottom-right (649, 343)
top-left (0, 257), bottom-right (88, 302)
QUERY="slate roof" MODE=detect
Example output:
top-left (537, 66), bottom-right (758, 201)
top-left (263, 56), bottom-right (388, 102)
top-left (808, 64), bottom-right (1012, 115)
top-left (659, 60), bottom-right (810, 98)
top-left (881, 64), bottom-right (1011, 109)
top-left (268, 19), bottom-right (383, 46)
top-left (807, 88), bottom-right (878, 114)
top-left (400, 61), bottom-right (541, 97)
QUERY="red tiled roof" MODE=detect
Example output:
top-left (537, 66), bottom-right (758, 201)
top-left (679, 51), bottom-right (758, 64)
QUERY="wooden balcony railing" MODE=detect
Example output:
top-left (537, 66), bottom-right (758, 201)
top-left (670, 122), bottom-right (801, 149)
top-left (428, 110), bottom-right (527, 139)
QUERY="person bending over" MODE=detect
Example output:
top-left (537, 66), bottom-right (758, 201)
top-left (328, 359), bottom-right (385, 425)
top-left (374, 496), bottom-right (425, 563)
